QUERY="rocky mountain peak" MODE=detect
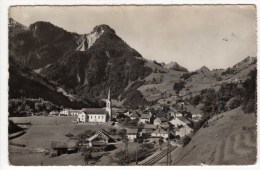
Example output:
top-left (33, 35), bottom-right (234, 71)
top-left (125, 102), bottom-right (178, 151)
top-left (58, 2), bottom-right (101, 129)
top-left (165, 61), bottom-right (188, 72)
top-left (198, 66), bottom-right (210, 72)
top-left (92, 24), bottom-right (116, 35)
top-left (8, 18), bottom-right (28, 30)
top-left (233, 56), bottom-right (257, 69)
top-left (76, 24), bottom-right (116, 51)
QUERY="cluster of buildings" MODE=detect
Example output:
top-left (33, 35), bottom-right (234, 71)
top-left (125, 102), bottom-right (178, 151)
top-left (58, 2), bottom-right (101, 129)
top-left (49, 90), bottom-right (200, 144)
top-left (123, 110), bottom-right (194, 142)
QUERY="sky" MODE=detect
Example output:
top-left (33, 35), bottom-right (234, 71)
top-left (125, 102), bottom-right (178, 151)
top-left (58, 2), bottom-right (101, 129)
top-left (9, 5), bottom-right (257, 71)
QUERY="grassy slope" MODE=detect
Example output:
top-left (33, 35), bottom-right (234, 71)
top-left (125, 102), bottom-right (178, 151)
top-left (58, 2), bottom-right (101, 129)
top-left (9, 116), bottom-right (116, 148)
top-left (138, 60), bottom-right (183, 103)
top-left (170, 107), bottom-right (256, 165)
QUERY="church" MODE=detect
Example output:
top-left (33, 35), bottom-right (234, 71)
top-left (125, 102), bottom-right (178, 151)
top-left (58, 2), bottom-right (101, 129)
top-left (77, 89), bottom-right (112, 123)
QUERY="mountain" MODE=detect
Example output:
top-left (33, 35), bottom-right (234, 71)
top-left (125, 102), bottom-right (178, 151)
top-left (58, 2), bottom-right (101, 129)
top-left (9, 18), bottom-right (257, 109)
top-left (39, 24), bottom-right (152, 100)
top-left (9, 57), bottom-right (102, 109)
top-left (9, 18), bottom-right (28, 32)
top-left (233, 56), bottom-right (256, 69)
top-left (9, 19), bottom-right (79, 70)
top-left (165, 61), bottom-right (188, 72)
top-left (196, 66), bottom-right (210, 73)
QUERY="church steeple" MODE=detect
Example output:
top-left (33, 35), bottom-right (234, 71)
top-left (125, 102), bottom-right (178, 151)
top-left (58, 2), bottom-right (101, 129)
top-left (108, 88), bottom-right (111, 100)
top-left (106, 88), bottom-right (112, 121)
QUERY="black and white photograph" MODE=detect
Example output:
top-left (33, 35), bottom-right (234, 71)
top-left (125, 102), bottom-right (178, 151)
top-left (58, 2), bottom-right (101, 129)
top-left (0, 1), bottom-right (258, 168)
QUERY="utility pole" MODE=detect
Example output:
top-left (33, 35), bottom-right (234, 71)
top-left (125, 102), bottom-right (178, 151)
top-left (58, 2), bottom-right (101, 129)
top-left (125, 139), bottom-right (128, 166)
top-left (166, 138), bottom-right (169, 165)
top-left (135, 138), bottom-right (139, 165)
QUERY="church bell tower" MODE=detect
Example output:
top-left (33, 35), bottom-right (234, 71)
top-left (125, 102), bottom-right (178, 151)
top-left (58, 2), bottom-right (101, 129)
top-left (106, 89), bottom-right (112, 121)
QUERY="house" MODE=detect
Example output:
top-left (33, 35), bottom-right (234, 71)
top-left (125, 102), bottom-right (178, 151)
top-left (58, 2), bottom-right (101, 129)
top-left (69, 110), bottom-right (82, 116)
top-left (87, 130), bottom-right (116, 147)
top-left (139, 113), bottom-right (153, 124)
top-left (59, 109), bottom-right (82, 116)
top-left (153, 117), bottom-right (168, 125)
top-left (174, 126), bottom-right (191, 138)
top-left (175, 112), bottom-right (183, 117)
top-left (143, 124), bottom-right (157, 130)
top-left (170, 117), bottom-right (190, 127)
top-left (151, 128), bottom-right (169, 139)
top-left (59, 109), bottom-right (70, 116)
top-left (129, 111), bottom-right (140, 120)
top-left (192, 113), bottom-right (202, 121)
top-left (159, 122), bottom-right (170, 129)
top-left (123, 111), bottom-right (131, 117)
top-left (170, 117), bottom-right (192, 136)
top-left (77, 111), bottom-right (87, 123)
top-left (140, 129), bottom-right (153, 138)
top-left (51, 140), bottom-right (77, 156)
top-left (126, 128), bottom-right (139, 141)
top-left (49, 111), bottom-right (59, 116)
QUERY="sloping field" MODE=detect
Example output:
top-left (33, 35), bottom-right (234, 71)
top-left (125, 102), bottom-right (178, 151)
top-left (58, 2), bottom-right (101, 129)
top-left (9, 116), bottom-right (115, 148)
top-left (170, 107), bottom-right (257, 165)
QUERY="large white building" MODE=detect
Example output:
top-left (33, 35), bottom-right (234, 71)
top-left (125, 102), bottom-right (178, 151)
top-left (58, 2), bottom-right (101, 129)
top-left (77, 89), bottom-right (112, 123)
top-left (59, 109), bottom-right (81, 116)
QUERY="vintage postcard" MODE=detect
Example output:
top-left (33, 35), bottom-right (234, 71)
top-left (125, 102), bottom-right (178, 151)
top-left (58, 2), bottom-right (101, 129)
top-left (1, 1), bottom-right (258, 168)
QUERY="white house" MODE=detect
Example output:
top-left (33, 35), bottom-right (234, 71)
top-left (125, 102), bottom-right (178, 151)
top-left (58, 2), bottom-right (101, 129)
top-left (192, 113), bottom-right (202, 122)
top-left (129, 111), bottom-right (140, 120)
top-left (140, 113), bottom-right (153, 124)
top-left (153, 117), bottom-right (168, 125)
top-left (126, 129), bottom-right (138, 141)
top-left (151, 128), bottom-right (169, 139)
top-left (59, 109), bottom-right (81, 116)
top-left (59, 109), bottom-right (70, 116)
top-left (50, 111), bottom-right (60, 116)
top-left (69, 110), bottom-right (81, 116)
top-left (174, 127), bottom-right (190, 138)
top-left (77, 111), bottom-right (87, 123)
top-left (170, 117), bottom-right (192, 136)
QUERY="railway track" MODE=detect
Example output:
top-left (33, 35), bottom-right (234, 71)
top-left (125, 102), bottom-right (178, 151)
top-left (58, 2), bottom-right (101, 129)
top-left (139, 145), bottom-right (178, 165)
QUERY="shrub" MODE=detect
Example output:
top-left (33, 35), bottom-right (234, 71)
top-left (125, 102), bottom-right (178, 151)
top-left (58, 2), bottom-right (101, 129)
top-left (182, 136), bottom-right (191, 146)
top-left (173, 81), bottom-right (186, 94)
top-left (180, 72), bottom-right (198, 80)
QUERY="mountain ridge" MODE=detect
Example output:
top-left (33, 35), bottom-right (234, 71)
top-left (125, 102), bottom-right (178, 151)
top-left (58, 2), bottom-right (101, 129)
top-left (9, 18), bottom-right (257, 109)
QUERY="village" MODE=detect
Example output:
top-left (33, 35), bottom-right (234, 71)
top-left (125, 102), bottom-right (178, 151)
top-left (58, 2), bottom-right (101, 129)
top-left (42, 90), bottom-right (203, 165)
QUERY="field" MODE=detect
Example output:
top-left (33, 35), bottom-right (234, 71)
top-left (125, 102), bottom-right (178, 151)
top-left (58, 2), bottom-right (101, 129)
top-left (155, 107), bottom-right (257, 165)
top-left (9, 116), bottom-right (121, 165)
top-left (9, 116), bottom-right (159, 166)
top-left (9, 116), bottom-right (114, 148)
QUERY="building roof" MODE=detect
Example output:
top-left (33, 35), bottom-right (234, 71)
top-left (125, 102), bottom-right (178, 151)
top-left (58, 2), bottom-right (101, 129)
top-left (140, 114), bottom-right (152, 119)
top-left (143, 124), bottom-right (158, 129)
top-left (141, 129), bottom-right (154, 134)
top-left (178, 117), bottom-right (191, 124)
top-left (81, 108), bottom-right (107, 115)
top-left (129, 111), bottom-right (140, 118)
top-left (88, 129), bottom-right (115, 142)
top-left (51, 140), bottom-right (77, 149)
top-left (126, 128), bottom-right (138, 134)
top-left (160, 122), bottom-right (170, 126)
top-left (155, 117), bottom-right (168, 122)
top-left (152, 128), bottom-right (168, 134)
